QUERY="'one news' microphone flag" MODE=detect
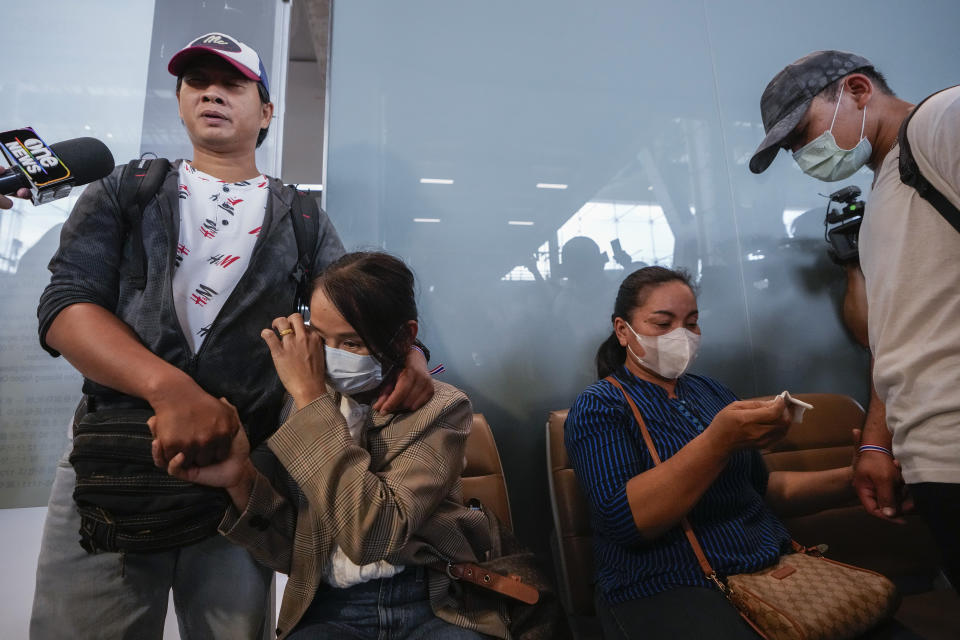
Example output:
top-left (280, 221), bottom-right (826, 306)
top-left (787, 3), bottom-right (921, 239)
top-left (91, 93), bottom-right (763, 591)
top-left (0, 127), bottom-right (115, 205)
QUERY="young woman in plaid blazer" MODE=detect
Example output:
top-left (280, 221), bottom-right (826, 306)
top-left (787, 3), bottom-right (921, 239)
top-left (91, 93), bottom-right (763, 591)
top-left (161, 252), bottom-right (507, 639)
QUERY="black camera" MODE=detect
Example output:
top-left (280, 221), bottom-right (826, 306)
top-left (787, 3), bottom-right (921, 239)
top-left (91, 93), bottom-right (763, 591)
top-left (824, 185), bottom-right (865, 264)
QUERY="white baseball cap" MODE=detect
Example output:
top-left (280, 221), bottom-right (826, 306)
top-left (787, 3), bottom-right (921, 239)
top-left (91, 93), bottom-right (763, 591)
top-left (168, 32), bottom-right (269, 96)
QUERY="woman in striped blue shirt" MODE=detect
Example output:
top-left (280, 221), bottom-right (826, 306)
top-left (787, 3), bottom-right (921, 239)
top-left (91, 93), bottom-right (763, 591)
top-left (565, 266), bottom-right (857, 639)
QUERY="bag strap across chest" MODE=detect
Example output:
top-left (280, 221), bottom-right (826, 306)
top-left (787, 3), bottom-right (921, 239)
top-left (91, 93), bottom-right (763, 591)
top-left (604, 375), bottom-right (804, 584)
top-left (118, 157), bottom-right (170, 289)
top-left (604, 376), bottom-right (717, 577)
top-left (897, 86), bottom-right (960, 234)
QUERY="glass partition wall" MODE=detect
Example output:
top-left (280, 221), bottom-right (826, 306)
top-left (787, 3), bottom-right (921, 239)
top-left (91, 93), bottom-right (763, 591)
top-left (323, 0), bottom-right (960, 555)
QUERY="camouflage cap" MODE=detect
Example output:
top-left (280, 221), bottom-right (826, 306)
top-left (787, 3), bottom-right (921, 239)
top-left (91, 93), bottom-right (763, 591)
top-left (749, 50), bottom-right (873, 174)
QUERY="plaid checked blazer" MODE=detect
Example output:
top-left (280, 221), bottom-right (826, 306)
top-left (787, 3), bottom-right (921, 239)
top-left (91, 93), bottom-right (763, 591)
top-left (219, 380), bottom-right (511, 639)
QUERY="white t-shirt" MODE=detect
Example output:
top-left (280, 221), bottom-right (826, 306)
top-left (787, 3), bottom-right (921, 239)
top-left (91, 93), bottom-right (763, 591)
top-left (172, 162), bottom-right (268, 353)
top-left (325, 392), bottom-right (405, 587)
top-left (858, 86), bottom-right (960, 484)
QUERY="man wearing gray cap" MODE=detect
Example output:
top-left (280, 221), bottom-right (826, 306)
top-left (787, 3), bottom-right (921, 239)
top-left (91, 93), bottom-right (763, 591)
top-left (751, 50), bottom-right (960, 594)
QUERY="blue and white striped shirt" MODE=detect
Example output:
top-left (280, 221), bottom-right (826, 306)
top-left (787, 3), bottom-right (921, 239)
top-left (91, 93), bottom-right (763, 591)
top-left (564, 366), bottom-right (791, 604)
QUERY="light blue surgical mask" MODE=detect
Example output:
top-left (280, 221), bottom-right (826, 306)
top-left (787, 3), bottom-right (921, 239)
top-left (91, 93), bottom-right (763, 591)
top-left (324, 345), bottom-right (384, 395)
top-left (793, 84), bottom-right (872, 182)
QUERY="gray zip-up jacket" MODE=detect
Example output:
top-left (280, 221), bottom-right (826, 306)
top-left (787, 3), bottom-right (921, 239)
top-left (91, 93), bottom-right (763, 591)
top-left (37, 160), bottom-right (345, 443)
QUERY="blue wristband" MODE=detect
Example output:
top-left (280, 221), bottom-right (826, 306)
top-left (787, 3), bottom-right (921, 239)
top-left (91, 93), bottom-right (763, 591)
top-left (858, 444), bottom-right (893, 457)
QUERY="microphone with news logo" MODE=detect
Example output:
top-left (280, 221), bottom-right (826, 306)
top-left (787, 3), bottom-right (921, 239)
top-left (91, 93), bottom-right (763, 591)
top-left (0, 127), bottom-right (115, 205)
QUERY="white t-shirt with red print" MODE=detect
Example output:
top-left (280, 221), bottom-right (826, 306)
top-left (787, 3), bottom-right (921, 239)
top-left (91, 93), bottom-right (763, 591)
top-left (172, 161), bottom-right (268, 353)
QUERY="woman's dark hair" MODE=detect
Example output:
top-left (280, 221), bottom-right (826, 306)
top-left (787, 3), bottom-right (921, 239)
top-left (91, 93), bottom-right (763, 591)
top-left (595, 266), bottom-right (695, 379)
top-left (311, 251), bottom-right (418, 371)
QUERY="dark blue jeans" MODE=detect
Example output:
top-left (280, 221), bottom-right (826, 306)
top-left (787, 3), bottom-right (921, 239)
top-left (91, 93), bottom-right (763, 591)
top-left (596, 586), bottom-right (922, 640)
top-left (910, 482), bottom-right (960, 594)
top-left (288, 567), bottom-right (488, 639)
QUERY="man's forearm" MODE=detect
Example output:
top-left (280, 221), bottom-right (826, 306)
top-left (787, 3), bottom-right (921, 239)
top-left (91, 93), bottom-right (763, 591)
top-left (46, 303), bottom-right (198, 405)
top-left (862, 362), bottom-right (892, 448)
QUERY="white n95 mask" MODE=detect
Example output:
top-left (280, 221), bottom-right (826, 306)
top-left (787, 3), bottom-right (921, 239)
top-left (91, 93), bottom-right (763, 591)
top-left (325, 345), bottom-right (384, 395)
top-left (793, 83), bottom-right (871, 182)
top-left (625, 324), bottom-right (700, 380)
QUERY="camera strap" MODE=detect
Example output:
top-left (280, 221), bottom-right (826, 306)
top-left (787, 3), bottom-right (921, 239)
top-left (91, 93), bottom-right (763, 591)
top-left (897, 86), bottom-right (960, 234)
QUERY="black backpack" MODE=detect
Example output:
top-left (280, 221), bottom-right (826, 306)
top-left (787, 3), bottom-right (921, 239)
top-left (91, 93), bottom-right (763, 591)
top-left (116, 156), bottom-right (319, 312)
top-left (897, 87), bottom-right (960, 233)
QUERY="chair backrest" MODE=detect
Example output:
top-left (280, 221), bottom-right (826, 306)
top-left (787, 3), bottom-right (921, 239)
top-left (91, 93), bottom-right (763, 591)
top-left (546, 409), bottom-right (595, 617)
top-left (756, 392), bottom-right (865, 471)
top-left (462, 413), bottom-right (513, 530)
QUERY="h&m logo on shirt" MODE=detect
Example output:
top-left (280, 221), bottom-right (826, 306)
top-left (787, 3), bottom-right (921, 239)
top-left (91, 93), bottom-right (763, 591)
top-left (218, 198), bottom-right (243, 215)
top-left (208, 254), bottom-right (241, 268)
top-left (190, 283), bottom-right (218, 306)
top-left (175, 244), bottom-right (190, 268)
top-left (200, 219), bottom-right (218, 239)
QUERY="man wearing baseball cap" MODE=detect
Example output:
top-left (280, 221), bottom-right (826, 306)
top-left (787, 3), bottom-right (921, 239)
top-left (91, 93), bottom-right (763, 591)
top-left (30, 32), bottom-right (434, 638)
top-left (752, 50), bottom-right (960, 594)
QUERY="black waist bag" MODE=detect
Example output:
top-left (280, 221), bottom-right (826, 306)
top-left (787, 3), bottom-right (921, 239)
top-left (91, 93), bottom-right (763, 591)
top-left (69, 409), bottom-right (229, 554)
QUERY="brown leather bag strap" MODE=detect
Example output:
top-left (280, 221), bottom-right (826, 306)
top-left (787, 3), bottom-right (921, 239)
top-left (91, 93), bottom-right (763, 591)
top-left (445, 561), bottom-right (540, 605)
top-left (605, 376), bottom-right (663, 465)
top-left (605, 375), bottom-right (717, 579)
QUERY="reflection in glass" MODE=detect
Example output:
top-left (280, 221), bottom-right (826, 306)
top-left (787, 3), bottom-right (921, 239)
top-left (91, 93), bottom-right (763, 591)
top-left (0, 195), bottom-right (80, 275)
top-left (0, 1), bottom-right (155, 508)
top-left (323, 0), bottom-right (955, 563)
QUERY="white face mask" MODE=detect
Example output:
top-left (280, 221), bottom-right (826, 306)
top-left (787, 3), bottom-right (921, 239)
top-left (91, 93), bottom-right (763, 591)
top-left (793, 83), bottom-right (872, 182)
top-left (324, 345), bottom-right (384, 395)
top-left (625, 323), bottom-right (700, 380)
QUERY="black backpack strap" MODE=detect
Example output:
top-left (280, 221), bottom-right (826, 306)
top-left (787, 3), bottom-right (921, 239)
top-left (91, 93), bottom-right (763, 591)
top-left (898, 86), bottom-right (960, 234)
top-left (118, 157), bottom-right (170, 289)
top-left (288, 189), bottom-right (320, 314)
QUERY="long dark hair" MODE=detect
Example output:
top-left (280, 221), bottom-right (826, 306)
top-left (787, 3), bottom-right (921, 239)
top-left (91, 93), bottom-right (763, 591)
top-left (595, 266), bottom-right (695, 378)
top-left (311, 252), bottom-right (417, 371)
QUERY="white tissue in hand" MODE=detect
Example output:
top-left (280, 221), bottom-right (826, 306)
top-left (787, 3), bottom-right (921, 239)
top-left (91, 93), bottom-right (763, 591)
top-left (778, 390), bottom-right (814, 423)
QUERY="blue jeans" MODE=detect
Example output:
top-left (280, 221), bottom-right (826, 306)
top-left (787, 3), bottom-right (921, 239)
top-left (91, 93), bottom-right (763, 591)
top-left (30, 450), bottom-right (274, 640)
top-left (288, 567), bottom-right (487, 640)
top-left (596, 586), bottom-right (921, 640)
top-left (596, 586), bottom-right (760, 640)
